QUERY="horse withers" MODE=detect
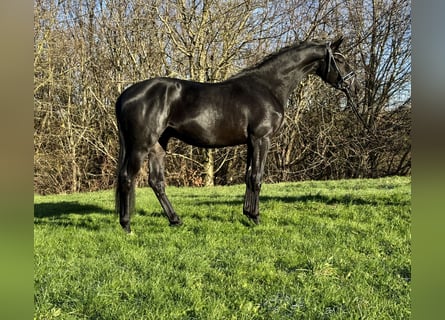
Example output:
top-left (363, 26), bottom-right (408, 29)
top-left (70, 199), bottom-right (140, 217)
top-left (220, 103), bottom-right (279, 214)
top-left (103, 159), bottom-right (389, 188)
top-left (115, 36), bottom-right (355, 233)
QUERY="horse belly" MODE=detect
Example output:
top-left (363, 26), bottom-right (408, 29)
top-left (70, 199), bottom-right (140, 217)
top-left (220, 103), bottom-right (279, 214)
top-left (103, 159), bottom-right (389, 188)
top-left (172, 116), bottom-right (248, 148)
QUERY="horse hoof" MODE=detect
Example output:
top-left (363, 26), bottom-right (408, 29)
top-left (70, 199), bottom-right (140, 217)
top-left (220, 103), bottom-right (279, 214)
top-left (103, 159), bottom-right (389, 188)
top-left (243, 210), bottom-right (260, 225)
top-left (169, 219), bottom-right (183, 227)
top-left (248, 215), bottom-right (260, 225)
top-left (121, 224), bottom-right (131, 233)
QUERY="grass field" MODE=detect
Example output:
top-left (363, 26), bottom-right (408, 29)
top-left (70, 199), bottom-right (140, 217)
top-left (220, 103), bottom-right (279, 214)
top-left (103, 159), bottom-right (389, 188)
top-left (34, 176), bottom-right (411, 319)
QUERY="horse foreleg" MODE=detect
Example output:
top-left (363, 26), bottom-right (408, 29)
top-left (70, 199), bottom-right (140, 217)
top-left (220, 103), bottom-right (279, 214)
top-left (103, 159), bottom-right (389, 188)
top-left (149, 143), bottom-right (182, 226)
top-left (243, 136), bottom-right (270, 224)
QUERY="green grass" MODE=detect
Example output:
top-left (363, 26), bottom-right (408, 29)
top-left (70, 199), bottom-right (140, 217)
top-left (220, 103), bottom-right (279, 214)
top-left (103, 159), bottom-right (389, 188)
top-left (34, 177), bottom-right (411, 319)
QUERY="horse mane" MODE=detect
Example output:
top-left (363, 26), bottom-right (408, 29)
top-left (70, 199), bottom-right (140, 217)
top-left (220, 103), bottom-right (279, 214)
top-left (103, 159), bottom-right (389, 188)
top-left (230, 39), bottom-right (325, 79)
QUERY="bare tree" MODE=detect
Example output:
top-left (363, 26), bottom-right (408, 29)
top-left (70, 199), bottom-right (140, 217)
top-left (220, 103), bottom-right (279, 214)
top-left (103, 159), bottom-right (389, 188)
top-left (34, 0), bottom-right (411, 194)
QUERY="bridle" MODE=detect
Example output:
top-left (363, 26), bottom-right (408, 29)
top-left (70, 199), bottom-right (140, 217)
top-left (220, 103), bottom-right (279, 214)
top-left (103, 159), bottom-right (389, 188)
top-left (326, 45), bottom-right (372, 134)
top-left (326, 46), bottom-right (355, 91)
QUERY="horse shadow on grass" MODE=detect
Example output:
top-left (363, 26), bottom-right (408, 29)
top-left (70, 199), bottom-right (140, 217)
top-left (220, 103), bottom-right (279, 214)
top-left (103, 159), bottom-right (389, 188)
top-left (261, 193), bottom-right (409, 206)
top-left (36, 191), bottom-right (405, 229)
top-left (34, 201), bottom-right (114, 231)
top-left (34, 201), bottom-right (113, 218)
top-left (167, 192), bottom-right (408, 226)
top-left (187, 192), bottom-right (402, 207)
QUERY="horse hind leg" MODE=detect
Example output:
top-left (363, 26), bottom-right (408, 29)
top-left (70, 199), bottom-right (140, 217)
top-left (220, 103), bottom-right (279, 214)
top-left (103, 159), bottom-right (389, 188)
top-left (149, 142), bottom-right (182, 226)
top-left (116, 148), bottom-right (146, 233)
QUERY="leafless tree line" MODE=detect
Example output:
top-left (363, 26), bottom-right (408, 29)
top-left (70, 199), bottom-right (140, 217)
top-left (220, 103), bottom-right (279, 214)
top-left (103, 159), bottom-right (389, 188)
top-left (34, 0), bottom-right (410, 194)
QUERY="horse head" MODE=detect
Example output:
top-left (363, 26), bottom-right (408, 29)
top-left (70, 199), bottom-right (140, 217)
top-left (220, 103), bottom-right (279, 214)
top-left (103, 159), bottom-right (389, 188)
top-left (317, 36), bottom-right (357, 96)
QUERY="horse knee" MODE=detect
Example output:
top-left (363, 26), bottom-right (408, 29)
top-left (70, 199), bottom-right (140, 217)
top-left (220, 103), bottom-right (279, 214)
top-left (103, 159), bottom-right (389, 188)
top-left (249, 174), bottom-right (262, 192)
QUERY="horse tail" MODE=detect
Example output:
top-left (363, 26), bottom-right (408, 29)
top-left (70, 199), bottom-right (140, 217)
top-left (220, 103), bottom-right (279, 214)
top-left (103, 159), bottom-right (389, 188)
top-left (115, 125), bottom-right (124, 215)
top-left (115, 97), bottom-right (135, 217)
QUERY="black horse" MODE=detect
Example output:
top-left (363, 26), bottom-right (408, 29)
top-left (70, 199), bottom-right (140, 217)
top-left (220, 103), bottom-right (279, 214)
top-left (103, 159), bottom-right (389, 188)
top-left (115, 36), bottom-right (355, 233)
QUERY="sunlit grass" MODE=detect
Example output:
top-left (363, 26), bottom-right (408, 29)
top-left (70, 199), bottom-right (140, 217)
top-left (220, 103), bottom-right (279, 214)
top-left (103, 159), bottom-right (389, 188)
top-left (35, 176), bottom-right (410, 319)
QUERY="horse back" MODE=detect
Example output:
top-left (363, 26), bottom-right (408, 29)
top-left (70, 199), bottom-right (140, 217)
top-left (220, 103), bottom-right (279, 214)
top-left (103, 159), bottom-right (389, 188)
top-left (168, 78), bottom-right (281, 147)
top-left (116, 76), bottom-right (284, 148)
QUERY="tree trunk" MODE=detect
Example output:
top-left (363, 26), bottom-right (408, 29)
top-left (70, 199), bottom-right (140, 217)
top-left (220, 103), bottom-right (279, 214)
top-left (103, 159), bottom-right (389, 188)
top-left (204, 149), bottom-right (214, 186)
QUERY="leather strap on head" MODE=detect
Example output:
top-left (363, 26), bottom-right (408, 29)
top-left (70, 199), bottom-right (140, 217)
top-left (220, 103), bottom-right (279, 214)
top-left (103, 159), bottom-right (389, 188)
top-left (326, 43), bottom-right (334, 75)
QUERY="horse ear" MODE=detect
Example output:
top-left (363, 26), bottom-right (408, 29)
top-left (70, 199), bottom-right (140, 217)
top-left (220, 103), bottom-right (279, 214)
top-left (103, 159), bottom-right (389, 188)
top-left (330, 36), bottom-right (344, 51)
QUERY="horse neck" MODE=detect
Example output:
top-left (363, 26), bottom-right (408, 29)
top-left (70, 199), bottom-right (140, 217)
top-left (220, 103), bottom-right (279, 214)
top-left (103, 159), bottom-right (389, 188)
top-left (242, 45), bottom-right (327, 106)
